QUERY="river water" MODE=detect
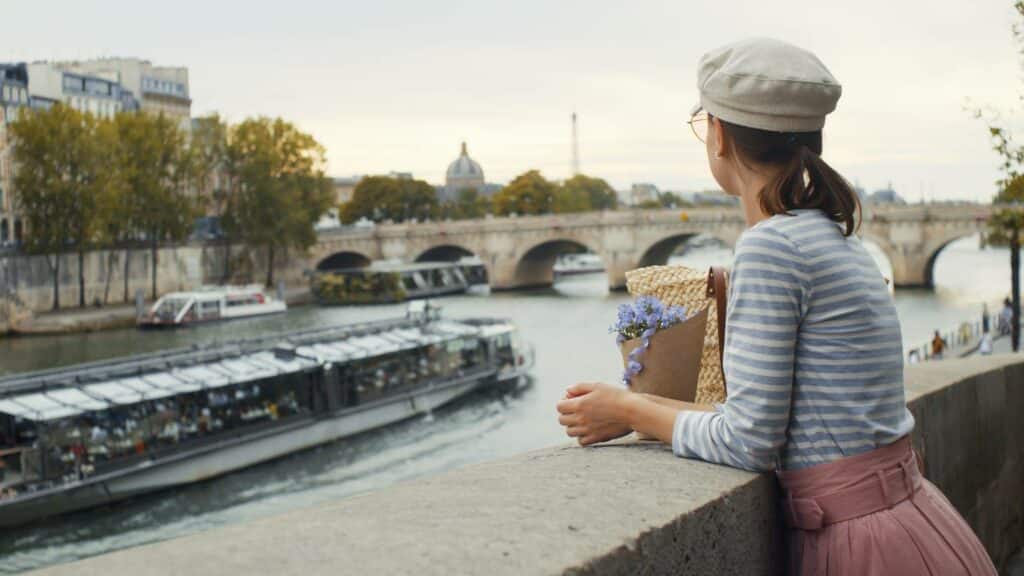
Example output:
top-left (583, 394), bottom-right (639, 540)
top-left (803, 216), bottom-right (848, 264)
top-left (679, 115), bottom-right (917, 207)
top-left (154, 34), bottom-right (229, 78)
top-left (0, 234), bottom-right (1011, 572)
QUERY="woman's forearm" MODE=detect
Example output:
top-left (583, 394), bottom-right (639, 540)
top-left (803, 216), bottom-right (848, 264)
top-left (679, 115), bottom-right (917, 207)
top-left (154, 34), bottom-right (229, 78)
top-left (639, 393), bottom-right (717, 413)
top-left (621, 394), bottom-right (716, 445)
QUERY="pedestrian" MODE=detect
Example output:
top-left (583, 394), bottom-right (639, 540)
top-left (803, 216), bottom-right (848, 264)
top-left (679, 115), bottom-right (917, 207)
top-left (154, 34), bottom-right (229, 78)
top-left (999, 298), bottom-right (1013, 336)
top-left (979, 331), bottom-right (993, 356)
top-left (931, 330), bottom-right (947, 359)
top-left (557, 38), bottom-right (996, 575)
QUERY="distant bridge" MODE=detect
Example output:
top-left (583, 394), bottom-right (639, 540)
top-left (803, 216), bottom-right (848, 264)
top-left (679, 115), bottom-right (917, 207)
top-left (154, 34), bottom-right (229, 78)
top-left (298, 204), bottom-right (992, 290)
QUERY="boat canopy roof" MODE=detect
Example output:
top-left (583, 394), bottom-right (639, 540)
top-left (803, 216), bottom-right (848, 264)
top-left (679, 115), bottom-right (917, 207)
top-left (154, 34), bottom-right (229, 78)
top-left (0, 349), bottom-right (321, 422)
top-left (322, 261), bottom-right (473, 275)
top-left (0, 316), bottom-right (498, 422)
top-left (153, 284), bottom-right (272, 302)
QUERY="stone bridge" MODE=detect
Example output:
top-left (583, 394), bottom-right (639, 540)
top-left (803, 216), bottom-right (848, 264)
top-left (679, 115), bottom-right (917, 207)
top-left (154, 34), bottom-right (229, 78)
top-left (300, 204), bottom-right (992, 290)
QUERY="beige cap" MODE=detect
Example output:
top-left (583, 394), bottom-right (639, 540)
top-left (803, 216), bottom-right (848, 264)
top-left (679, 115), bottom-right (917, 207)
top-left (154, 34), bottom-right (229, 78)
top-left (692, 37), bottom-right (841, 133)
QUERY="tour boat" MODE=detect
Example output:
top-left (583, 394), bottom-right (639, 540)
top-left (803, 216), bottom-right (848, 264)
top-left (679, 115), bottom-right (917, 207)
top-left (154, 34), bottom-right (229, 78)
top-left (552, 253), bottom-right (605, 277)
top-left (0, 303), bottom-right (533, 528)
top-left (312, 261), bottom-right (488, 306)
top-left (138, 285), bottom-right (287, 328)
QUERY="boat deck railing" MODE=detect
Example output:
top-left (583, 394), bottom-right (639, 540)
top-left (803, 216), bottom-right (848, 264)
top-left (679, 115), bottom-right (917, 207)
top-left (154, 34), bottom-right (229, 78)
top-left (0, 315), bottom-right (432, 396)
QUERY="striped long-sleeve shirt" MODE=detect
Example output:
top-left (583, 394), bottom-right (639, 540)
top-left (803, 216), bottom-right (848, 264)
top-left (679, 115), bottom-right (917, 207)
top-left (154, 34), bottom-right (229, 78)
top-left (673, 209), bottom-right (915, 471)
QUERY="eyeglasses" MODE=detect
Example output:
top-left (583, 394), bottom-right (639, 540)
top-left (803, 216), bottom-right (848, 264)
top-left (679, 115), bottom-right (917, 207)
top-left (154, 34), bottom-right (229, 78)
top-left (687, 110), bottom-right (708, 143)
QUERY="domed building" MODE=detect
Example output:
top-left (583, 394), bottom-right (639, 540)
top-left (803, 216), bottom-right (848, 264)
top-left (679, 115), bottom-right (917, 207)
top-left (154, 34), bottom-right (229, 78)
top-left (444, 142), bottom-right (485, 200)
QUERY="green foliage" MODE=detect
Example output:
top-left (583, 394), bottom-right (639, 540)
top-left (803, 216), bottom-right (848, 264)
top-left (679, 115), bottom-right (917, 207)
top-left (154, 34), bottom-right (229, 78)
top-left (10, 104), bottom-right (113, 254)
top-left (341, 176), bottom-right (439, 223)
top-left (188, 114), bottom-right (231, 215)
top-left (440, 187), bottom-right (490, 220)
top-left (657, 191), bottom-right (691, 209)
top-left (561, 174), bottom-right (618, 211)
top-left (313, 271), bottom-right (407, 304)
top-left (492, 170), bottom-right (557, 216)
top-left (972, 0), bottom-right (1024, 351)
top-left (976, 2), bottom-right (1024, 247)
top-left (112, 112), bottom-right (195, 246)
top-left (227, 117), bottom-right (334, 286)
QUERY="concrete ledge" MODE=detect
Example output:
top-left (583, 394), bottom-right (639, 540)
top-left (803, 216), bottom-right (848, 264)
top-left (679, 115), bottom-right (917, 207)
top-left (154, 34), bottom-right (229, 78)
top-left (30, 355), bottom-right (1024, 575)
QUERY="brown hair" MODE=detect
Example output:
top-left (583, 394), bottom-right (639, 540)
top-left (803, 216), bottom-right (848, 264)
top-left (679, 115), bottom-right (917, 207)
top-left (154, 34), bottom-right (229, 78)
top-left (718, 117), bottom-right (860, 236)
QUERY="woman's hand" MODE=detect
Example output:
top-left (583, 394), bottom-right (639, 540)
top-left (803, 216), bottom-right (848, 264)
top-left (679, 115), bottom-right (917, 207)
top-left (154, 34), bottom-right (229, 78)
top-left (556, 382), bottom-right (634, 446)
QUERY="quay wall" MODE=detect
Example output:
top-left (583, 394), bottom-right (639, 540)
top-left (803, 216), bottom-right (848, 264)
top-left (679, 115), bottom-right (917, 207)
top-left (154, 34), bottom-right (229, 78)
top-left (28, 355), bottom-right (1024, 575)
top-left (0, 244), bottom-right (310, 327)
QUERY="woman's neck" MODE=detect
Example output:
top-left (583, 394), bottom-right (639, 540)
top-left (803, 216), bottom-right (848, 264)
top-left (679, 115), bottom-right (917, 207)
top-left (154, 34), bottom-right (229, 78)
top-left (735, 169), bottom-right (774, 228)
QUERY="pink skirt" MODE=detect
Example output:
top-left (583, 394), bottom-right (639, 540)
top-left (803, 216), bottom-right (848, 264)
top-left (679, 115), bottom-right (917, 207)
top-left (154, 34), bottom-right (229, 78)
top-left (776, 436), bottom-right (997, 575)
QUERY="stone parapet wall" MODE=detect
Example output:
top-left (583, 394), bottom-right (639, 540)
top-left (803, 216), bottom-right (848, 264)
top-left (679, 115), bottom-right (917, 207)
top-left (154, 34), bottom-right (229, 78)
top-left (27, 356), bottom-right (1024, 576)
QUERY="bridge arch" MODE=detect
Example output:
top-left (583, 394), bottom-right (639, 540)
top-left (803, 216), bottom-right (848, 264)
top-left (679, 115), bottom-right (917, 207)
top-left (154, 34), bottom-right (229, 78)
top-left (513, 238), bottom-right (602, 289)
top-left (922, 232), bottom-right (985, 288)
top-left (415, 244), bottom-right (476, 263)
top-left (637, 232), bottom-right (735, 269)
top-left (316, 251), bottom-right (372, 271)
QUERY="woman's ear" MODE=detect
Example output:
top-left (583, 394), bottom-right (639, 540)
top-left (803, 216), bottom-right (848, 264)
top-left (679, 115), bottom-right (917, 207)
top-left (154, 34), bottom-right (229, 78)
top-left (711, 117), bottom-right (728, 160)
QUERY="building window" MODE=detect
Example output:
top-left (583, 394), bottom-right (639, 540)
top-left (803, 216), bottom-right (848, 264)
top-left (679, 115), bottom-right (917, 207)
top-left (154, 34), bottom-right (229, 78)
top-left (0, 220), bottom-right (7, 244)
top-left (13, 219), bottom-right (22, 244)
top-left (63, 75), bottom-right (84, 92)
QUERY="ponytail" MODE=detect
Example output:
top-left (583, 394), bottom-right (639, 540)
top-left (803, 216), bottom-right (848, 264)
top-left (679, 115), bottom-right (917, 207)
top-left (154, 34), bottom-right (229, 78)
top-left (719, 119), bottom-right (861, 236)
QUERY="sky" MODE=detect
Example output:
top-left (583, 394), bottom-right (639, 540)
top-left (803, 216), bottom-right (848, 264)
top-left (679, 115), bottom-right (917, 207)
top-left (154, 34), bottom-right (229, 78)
top-left (4, 0), bottom-right (1023, 201)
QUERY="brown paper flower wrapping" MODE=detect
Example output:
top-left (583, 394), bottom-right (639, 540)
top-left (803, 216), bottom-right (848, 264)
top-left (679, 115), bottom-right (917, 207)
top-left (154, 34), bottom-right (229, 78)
top-left (619, 306), bottom-right (707, 402)
top-left (625, 265), bottom-right (727, 404)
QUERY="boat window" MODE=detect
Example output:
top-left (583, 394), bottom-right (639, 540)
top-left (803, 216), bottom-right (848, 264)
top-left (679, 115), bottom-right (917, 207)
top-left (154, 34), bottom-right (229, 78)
top-left (153, 297), bottom-right (191, 321)
top-left (198, 299), bottom-right (221, 318)
top-left (226, 294), bottom-right (265, 308)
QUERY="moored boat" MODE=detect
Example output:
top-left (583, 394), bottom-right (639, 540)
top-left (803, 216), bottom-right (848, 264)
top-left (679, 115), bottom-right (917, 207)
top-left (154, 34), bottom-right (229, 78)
top-left (552, 253), bottom-right (605, 278)
top-left (312, 261), bottom-right (488, 306)
top-left (138, 285), bottom-right (287, 329)
top-left (0, 303), bottom-right (532, 528)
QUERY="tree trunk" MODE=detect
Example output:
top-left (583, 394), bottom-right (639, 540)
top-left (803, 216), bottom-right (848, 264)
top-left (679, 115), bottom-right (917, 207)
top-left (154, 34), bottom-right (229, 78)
top-left (265, 244), bottom-right (275, 288)
top-left (103, 250), bottom-right (116, 305)
top-left (151, 239), bottom-right (159, 301)
top-left (51, 254), bottom-right (60, 311)
top-left (78, 249), bottom-right (86, 308)
top-left (222, 238), bottom-right (232, 284)
top-left (123, 248), bottom-right (131, 303)
top-left (1012, 229), bottom-right (1020, 352)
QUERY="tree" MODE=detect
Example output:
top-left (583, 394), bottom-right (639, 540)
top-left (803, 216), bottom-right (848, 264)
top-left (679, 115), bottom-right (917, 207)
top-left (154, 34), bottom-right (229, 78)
top-left (442, 187), bottom-right (490, 220)
top-left (341, 175), bottom-right (438, 223)
top-left (657, 191), bottom-right (691, 209)
top-left (10, 104), bottom-right (112, 309)
top-left (973, 0), bottom-right (1024, 351)
top-left (492, 170), bottom-right (557, 216)
top-left (989, 174), bottom-right (1024, 351)
top-left (228, 117), bottom-right (333, 287)
top-left (561, 174), bottom-right (618, 211)
top-left (113, 112), bottom-right (195, 300)
top-left (399, 178), bottom-right (440, 222)
top-left (188, 114), bottom-right (234, 281)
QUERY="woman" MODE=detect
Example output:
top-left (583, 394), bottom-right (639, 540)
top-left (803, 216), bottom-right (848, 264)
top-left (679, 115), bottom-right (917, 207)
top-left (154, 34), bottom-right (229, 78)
top-left (556, 38), bottom-right (996, 575)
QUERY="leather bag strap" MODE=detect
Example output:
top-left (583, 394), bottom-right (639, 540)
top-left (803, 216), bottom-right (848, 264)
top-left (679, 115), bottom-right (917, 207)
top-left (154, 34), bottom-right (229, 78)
top-left (707, 266), bottom-right (728, 389)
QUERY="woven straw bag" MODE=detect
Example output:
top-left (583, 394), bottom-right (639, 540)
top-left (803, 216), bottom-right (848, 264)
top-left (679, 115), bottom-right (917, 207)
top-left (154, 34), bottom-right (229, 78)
top-left (625, 265), bottom-right (728, 404)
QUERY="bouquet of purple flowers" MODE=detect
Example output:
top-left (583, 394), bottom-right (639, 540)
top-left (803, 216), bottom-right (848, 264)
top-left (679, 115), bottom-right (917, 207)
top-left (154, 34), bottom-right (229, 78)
top-left (611, 295), bottom-right (708, 403)
top-left (612, 296), bottom-right (690, 384)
